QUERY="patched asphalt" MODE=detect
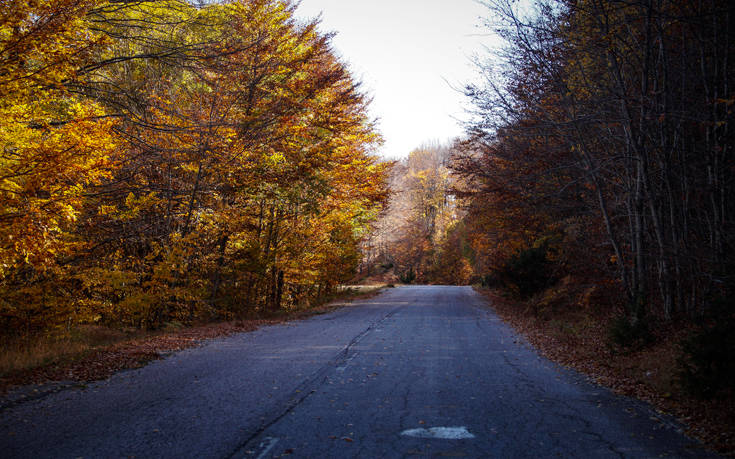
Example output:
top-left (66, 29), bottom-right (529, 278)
top-left (0, 286), bottom-right (716, 458)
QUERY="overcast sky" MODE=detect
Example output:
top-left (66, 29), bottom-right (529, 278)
top-left (294, 0), bottom-right (494, 158)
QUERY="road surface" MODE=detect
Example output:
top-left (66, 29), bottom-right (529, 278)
top-left (0, 286), bottom-right (714, 458)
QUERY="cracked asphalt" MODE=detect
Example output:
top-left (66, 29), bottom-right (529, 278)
top-left (0, 286), bottom-right (716, 458)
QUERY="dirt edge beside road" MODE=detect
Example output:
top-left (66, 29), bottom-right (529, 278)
top-left (0, 287), bottom-right (386, 399)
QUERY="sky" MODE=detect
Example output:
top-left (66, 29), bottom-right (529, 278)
top-left (294, 0), bottom-right (493, 158)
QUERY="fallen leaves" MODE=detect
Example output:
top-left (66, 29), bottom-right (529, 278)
top-left (0, 320), bottom-right (269, 394)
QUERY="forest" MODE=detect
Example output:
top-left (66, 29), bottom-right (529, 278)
top-left (459, 0), bottom-right (735, 324)
top-left (0, 0), bottom-right (389, 334)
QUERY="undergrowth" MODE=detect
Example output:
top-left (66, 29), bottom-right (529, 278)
top-left (0, 326), bottom-right (137, 378)
top-left (0, 285), bottom-right (385, 382)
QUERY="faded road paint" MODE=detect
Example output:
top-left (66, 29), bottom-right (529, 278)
top-left (400, 426), bottom-right (476, 440)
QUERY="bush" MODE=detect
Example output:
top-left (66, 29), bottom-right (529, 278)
top-left (607, 314), bottom-right (651, 350)
top-left (498, 245), bottom-right (557, 297)
top-left (479, 273), bottom-right (501, 288)
top-left (678, 307), bottom-right (735, 398)
top-left (399, 267), bottom-right (416, 284)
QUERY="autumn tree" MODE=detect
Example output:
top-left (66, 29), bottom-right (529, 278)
top-left (371, 144), bottom-right (470, 284)
top-left (464, 0), bottom-right (734, 322)
top-left (1, 0), bottom-right (388, 333)
top-left (0, 0), bottom-right (117, 329)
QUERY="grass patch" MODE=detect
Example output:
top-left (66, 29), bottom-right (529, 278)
top-left (0, 326), bottom-right (138, 378)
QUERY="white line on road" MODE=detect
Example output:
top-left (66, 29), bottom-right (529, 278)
top-left (400, 426), bottom-right (476, 440)
top-left (336, 351), bottom-right (359, 372)
top-left (254, 437), bottom-right (279, 459)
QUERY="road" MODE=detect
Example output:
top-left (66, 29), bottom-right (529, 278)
top-left (0, 286), bottom-right (713, 458)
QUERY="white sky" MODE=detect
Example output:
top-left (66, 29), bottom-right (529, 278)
top-left (294, 0), bottom-right (493, 158)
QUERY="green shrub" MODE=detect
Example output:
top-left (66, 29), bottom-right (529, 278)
top-left (498, 245), bottom-right (556, 297)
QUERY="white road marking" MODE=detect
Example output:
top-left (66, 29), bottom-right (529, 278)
top-left (336, 352), bottom-right (359, 372)
top-left (400, 426), bottom-right (476, 440)
top-left (254, 437), bottom-right (279, 459)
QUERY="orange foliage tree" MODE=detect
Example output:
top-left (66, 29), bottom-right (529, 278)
top-left (1, 0), bottom-right (389, 333)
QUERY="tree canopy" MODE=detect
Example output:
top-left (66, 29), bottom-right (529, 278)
top-left (0, 0), bottom-right (389, 332)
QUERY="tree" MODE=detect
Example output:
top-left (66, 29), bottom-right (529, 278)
top-left (464, 0), bottom-right (734, 320)
top-left (1, 0), bottom-right (389, 333)
top-left (0, 0), bottom-right (119, 330)
top-left (373, 144), bottom-right (469, 284)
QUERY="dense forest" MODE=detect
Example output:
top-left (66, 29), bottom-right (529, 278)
top-left (385, 0), bottom-right (734, 320)
top-left (459, 0), bottom-right (734, 322)
top-left (0, 0), bottom-right (389, 333)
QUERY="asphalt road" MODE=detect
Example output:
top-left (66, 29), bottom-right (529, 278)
top-left (0, 286), bottom-right (714, 458)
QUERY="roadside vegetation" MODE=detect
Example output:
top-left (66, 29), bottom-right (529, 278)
top-left (0, 285), bottom-right (384, 393)
top-left (1, 0), bottom-right (392, 391)
top-left (1, 0), bottom-right (388, 359)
